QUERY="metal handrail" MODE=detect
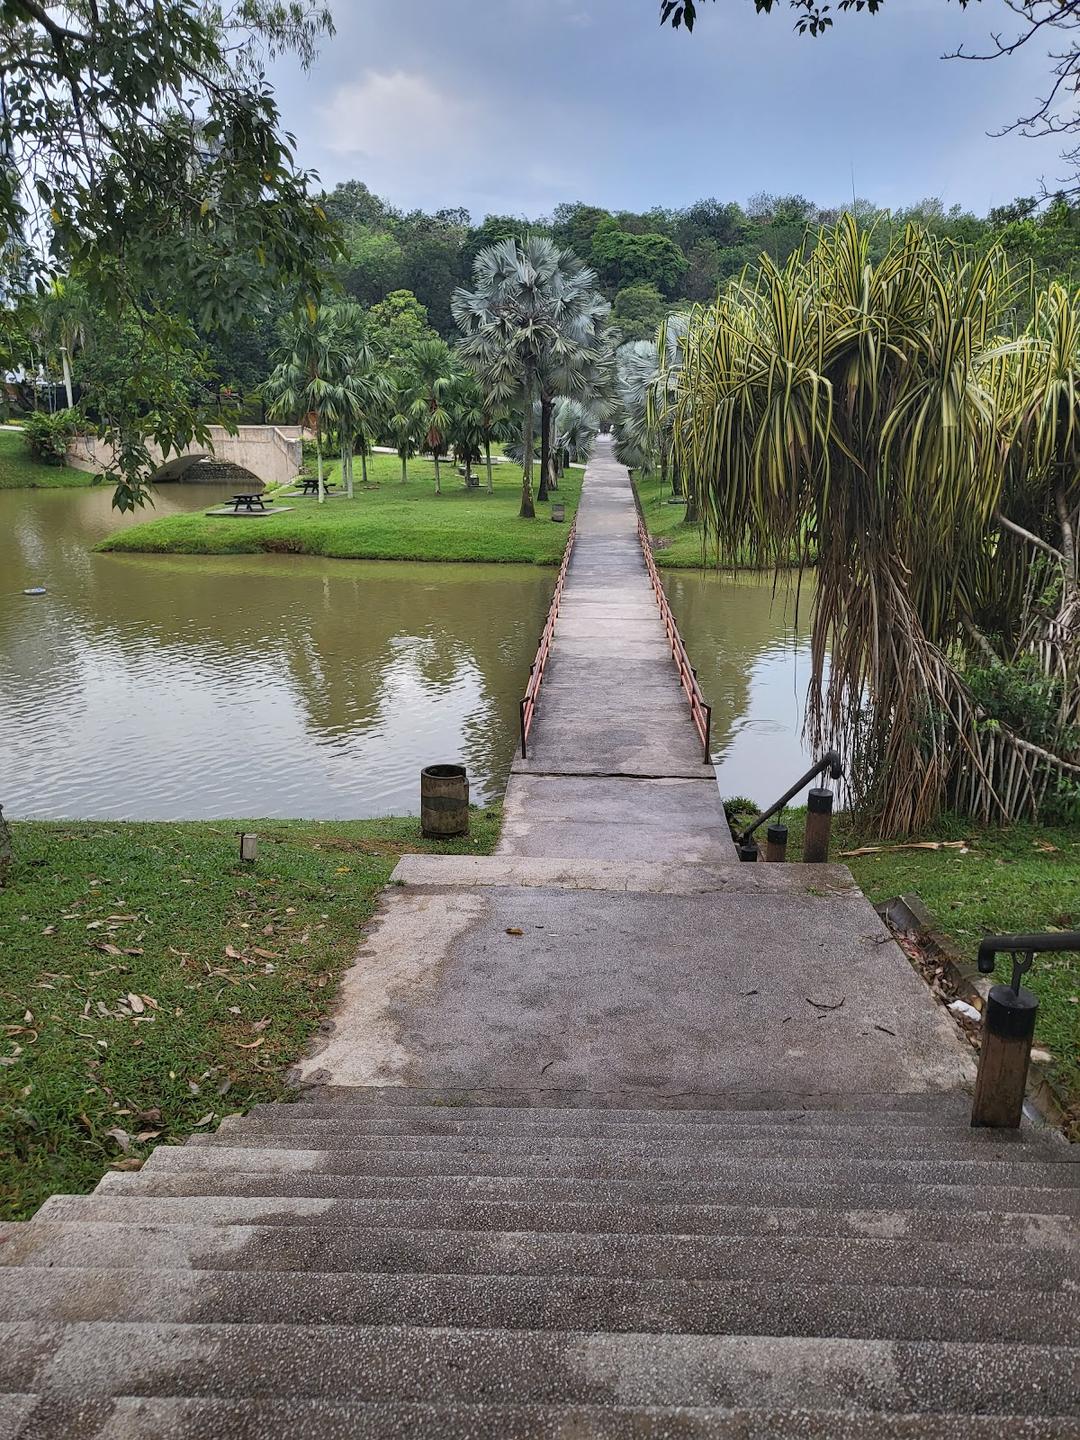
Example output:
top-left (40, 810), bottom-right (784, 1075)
top-left (736, 751), bottom-right (844, 847)
top-left (519, 515), bottom-right (578, 759)
top-left (977, 931), bottom-right (1080, 994)
top-left (635, 515), bottom-right (712, 763)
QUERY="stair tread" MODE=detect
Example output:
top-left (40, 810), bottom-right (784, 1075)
top-left (12, 1202), bottom-right (1077, 1247)
top-left (293, 1087), bottom-right (976, 1114)
top-left (203, 1124), bottom-right (1059, 1159)
top-left (42, 1174), bottom-right (1080, 1219)
top-left (247, 1103), bottom-right (983, 1130)
top-left (3, 1324), bottom-right (1077, 1414)
top-left (5, 1226), bottom-right (1074, 1289)
top-left (7, 1397), bottom-right (1080, 1440)
top-left (0, 1268), bottom-right (1075, 1343)
top-left (137, 1142), bottom-right (1080, 1188)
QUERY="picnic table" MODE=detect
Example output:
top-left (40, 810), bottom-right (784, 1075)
top-left (230, 492), bottom-right (267, 512)
top-left (298, 477), bottom-right (337, 496)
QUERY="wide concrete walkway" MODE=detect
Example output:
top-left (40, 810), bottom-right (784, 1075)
top-left (294, 442), bottom-right (972, 1104)
top-left (500, 439), bottom-right (736, 864)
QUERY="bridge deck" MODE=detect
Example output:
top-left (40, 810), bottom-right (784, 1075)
top-left (500, 440), bottom-right (737, 864)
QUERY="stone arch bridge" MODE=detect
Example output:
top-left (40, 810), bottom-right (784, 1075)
top-left (66, 425), bottom-right (303, 488)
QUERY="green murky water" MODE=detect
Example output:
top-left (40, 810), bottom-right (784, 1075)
top-left (0, 484), bottom-right (813, 817)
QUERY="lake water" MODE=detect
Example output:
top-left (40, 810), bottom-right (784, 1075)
top-left (0, 483), bottom-right (815, 818)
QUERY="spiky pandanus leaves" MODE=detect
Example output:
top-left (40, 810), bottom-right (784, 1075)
top-left (667, 216), bottom-right (1080, 833)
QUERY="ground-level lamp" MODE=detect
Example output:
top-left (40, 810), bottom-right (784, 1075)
top-left (238, 832), bottom-right (258, 864)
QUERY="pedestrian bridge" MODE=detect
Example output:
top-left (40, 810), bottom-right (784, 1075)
top-left (66, 425), bottom-right (304, 488)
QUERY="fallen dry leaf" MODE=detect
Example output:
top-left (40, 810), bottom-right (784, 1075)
top-left (192, 1113), bottom-right (214, 1127)
top-left (105, 1126), bottom-right (131, 1152)
top-left (840, 840), bottom-right (970, 857)
top-left (126, 993), bottom-right (145, 1014)
top-left (505, 927), bottom-right (524, 937)
top-left (110, 1158), bottom-right (144, 1171)
top-left (236, 1038), bottom-right (264, 1049)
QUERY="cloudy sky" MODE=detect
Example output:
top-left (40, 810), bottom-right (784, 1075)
top-left (268, 0), bottom-right (1069, 220)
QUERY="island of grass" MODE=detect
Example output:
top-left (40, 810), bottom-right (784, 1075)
top-left (100, 453), bottom-right (583, 565)
top-left (0, 812), bottom-right (500, 1221)
top-left (0, 428), bottom-right (91, 490)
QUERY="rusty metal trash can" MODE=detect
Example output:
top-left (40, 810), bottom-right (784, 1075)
top-left (420, 764), bottom-right (469, 839)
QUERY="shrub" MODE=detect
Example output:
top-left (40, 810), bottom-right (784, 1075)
top-left (21, 409), bottom-right (79, 466)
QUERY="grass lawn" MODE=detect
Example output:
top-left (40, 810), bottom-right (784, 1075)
top-left (100, 453), bottom-right (582, 565)
top-left (0, 813), bottom-right (500, 1221)
top-left (771, 809), bottom-right (1080, 1112)
top-left (635, 470), bottom-right (810, 570)
top-left (634, 468), bottom-right (712, 568)
top-left (0, 429), bottom-right (90, 490)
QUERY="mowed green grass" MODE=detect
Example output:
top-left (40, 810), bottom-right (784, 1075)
top-left (0, 429), bottom-right (90, 489)
top-left (773, 810), bottom-right (1080, 1113)
top-left (0, 814), bottom-right (500, 1220)
top-left (100, 453), bottom-right (583, 565)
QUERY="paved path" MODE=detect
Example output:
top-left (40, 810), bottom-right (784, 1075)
top-left (501, 438), bottom-right (736, 864)
top-left (294, 441), bottom-right (972, 1103)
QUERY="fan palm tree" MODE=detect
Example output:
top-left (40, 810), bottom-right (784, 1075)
top-left (408, 338), bottom-right (455, 495)
top-left (263, 307), bottom-right (354, 503)
top-left (386, 366), bottom-right (423, 484)
top-left (453, 235), bottom-right (608, 519)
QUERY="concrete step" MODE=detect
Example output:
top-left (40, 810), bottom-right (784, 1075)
top-left (8, 1398), bottom-right (1080, 1440)
top-left (1, 1268), bottom-right (1074, 1344)
top-left (3, 1324), bottom-right (1077, 1414)
top-left (136, 1143), bottom-right (1080, 1191)
top-left (67, 1190), bottom-right (1079, 1247)
top-left (59, 1170), bottom-right (1080, 1220)
top-left (6, 1223), bottom-right (1073, 1292)
top-left (245, 1101), bottom-right (991, 1132)
top-left (202, 1120), bottom-right (1052, 1161)
top-left (291, 1087), bottom-right (976, 1115)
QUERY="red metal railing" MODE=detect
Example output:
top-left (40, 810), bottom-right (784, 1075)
top-left (636, 514), bottom-right (713, 764)
top-left (519, 516), bottom-right (578, 759)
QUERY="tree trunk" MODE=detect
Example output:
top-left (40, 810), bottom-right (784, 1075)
top-left (401, 454), bottom-right (408, 484)
top-left (316, 428), bottom-right (324, 504)
top-left (1056, 484), bottom-right (1078, 601)
top-left (538, 395), bottom-right (552, 503)
top-left (61, 348), bottom-right (74, 410)
top-left (343, 438), bottom-right (352, 500)
top-left (434, 451), bottom-right (441, 495)
top-left (360, 444), bottom-right (368, 488)
top-left (0, 804), bottom-right (12, 888)
top-left (485, 441), bottom-right (494, 494)
top-left (671, 457), bottom-right (684, 498)
top-left (520, 377), bottom-right (536, 519)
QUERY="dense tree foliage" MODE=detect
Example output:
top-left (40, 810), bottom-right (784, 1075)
top-left (657, 218), bottom-right (1080, 832)
top-left (0, 0), bottom-right (337, 506)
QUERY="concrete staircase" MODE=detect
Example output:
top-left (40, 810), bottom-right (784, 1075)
top-left (1, 1089), bottom-right (1077, 1437)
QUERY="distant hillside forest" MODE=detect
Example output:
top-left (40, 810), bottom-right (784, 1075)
top-left (198, 182), bottom-right (1080, 399)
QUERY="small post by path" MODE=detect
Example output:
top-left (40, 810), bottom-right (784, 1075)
top-left (802, 787), bottom-right (833, 863)
top-left (971, 983), bottom-right (1037, 1129)
top-left (765, 823), bottom-right (788, 863)
top-left (969, 931), bottom-right (1079, 1127)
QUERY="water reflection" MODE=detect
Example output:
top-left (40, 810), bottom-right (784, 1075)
top-left (0, 485), bottom-right (554, 818)
top-left (665, 569), bottom-right (818, 806)
top-left (1, 485), bottom-right (818, 819)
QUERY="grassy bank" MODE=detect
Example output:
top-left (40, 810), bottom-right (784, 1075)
top-left (0, 430), bottom-right (89, 490)
top-left (634, 469), bottom-right (711, 568)
top-left (0, 813), bottom-right (499, 1220)
top-left (773, 810), bottom-right (1080, 1111)
top-left (100, 454), bottom-right (582, 565)
top-left (635, 470), bottom-right (810, 570)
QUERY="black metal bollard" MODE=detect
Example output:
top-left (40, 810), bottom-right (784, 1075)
top-left (738, 842), bottom-right (758, 862)
top-left (802, 787), bottom-right (833, 863)
top-left (971, 983), bottom-right (1038, 1128)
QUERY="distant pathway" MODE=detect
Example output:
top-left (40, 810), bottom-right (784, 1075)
top-left (499, 437), bottom-right (736, 865)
